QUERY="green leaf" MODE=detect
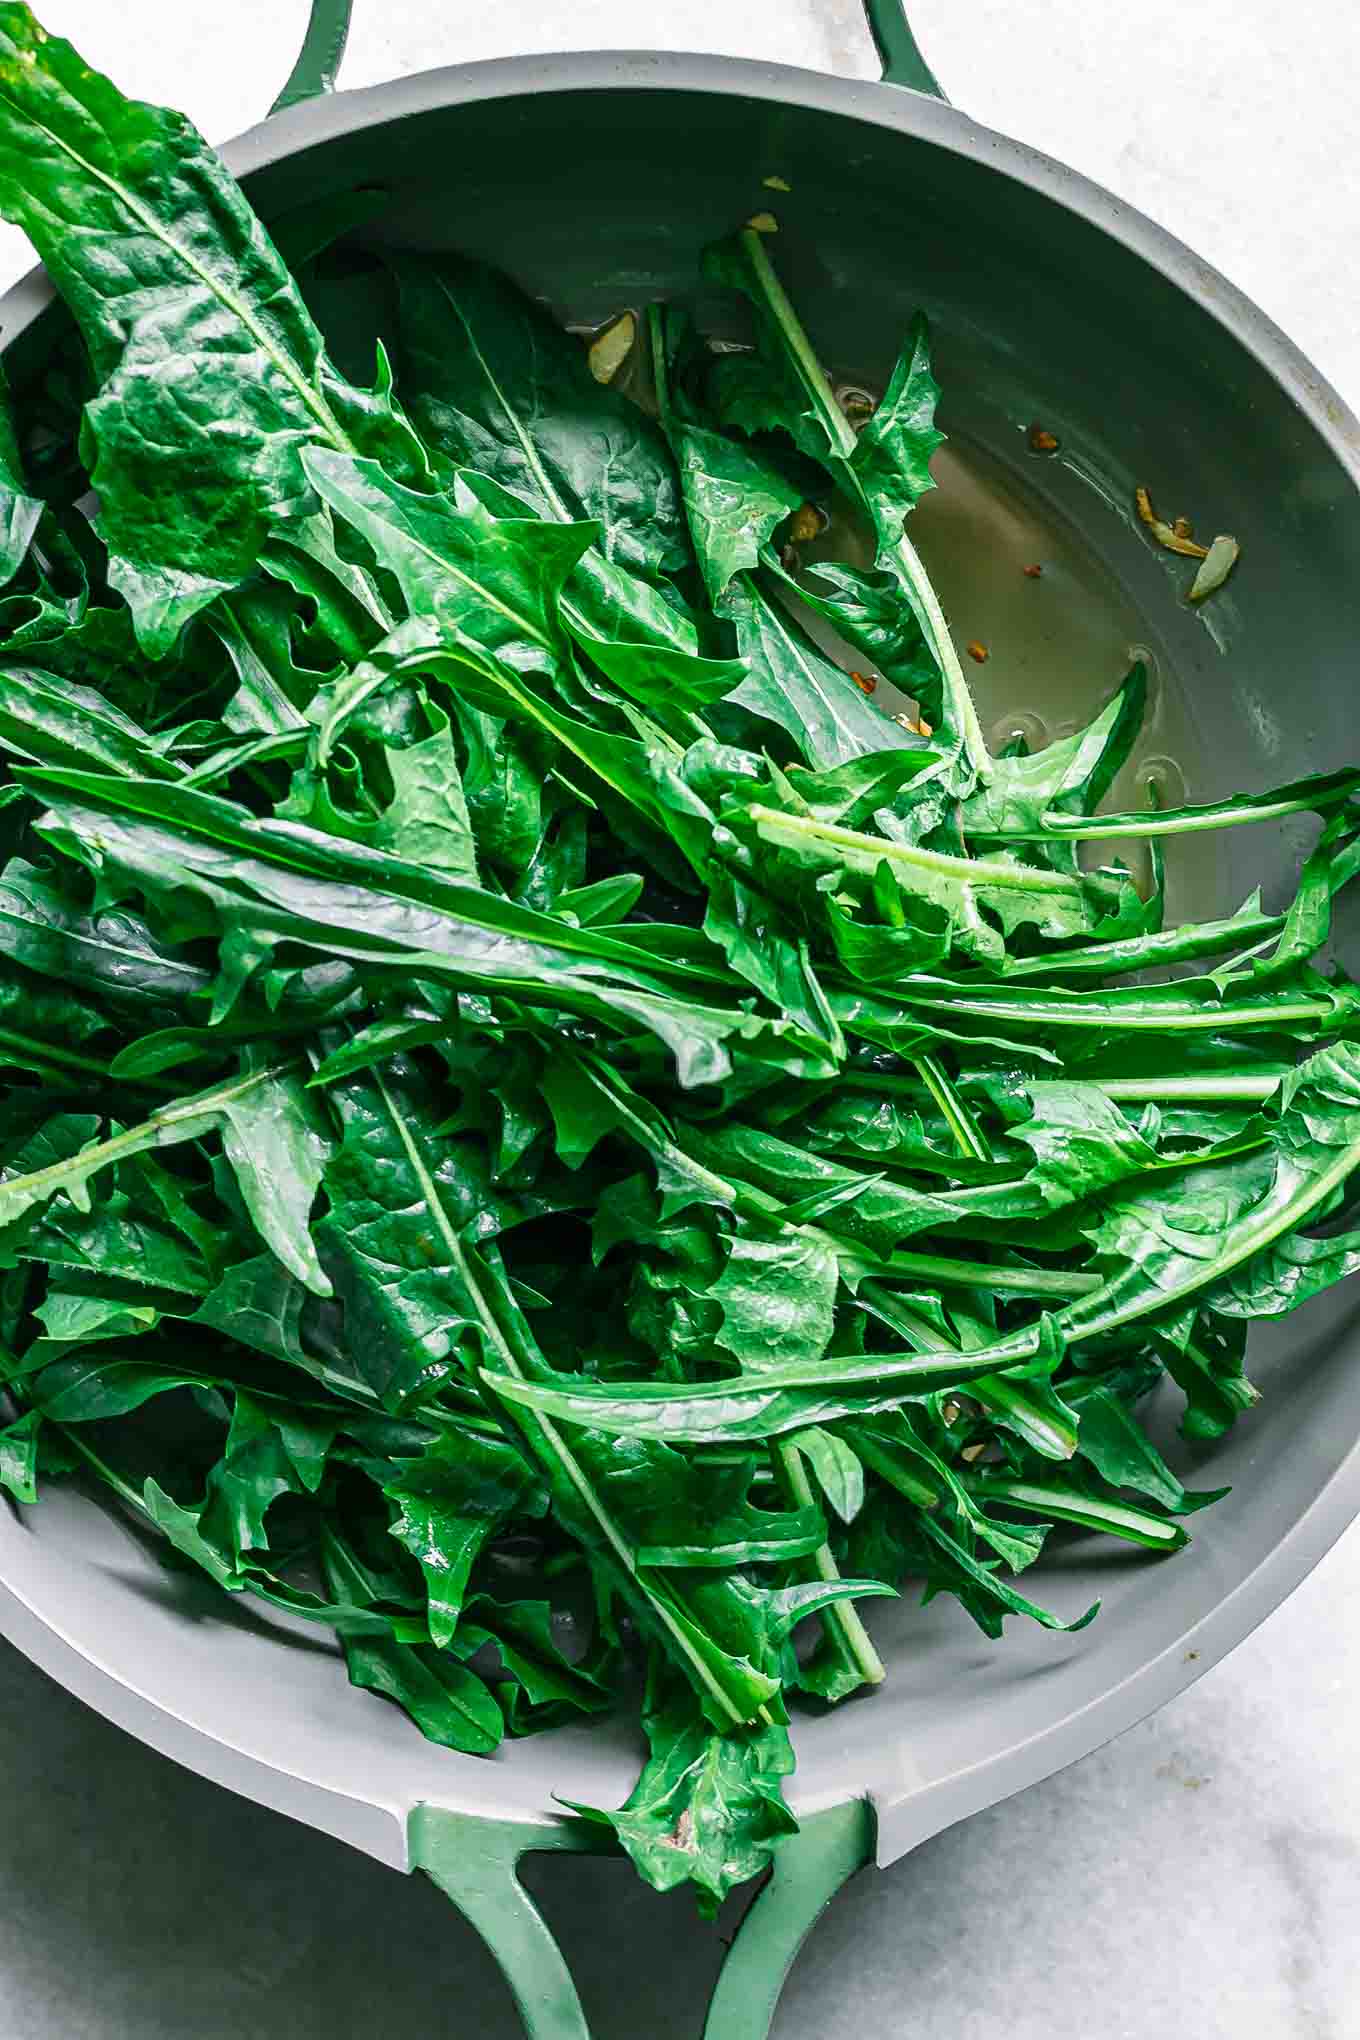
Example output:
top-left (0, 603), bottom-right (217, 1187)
top-left (204, 1391), bottom-right (339, 1561)
top-left (965, 1475), bottom-right (1189, 1553)
top-left (33, 1289), bottom-right (159, 1345)
top-left (392, 255), bottom-right (691, 584)
top-left (977, 765), bottom-right (1360, 841)
top-left (0, 957), bottom-right (123, 1087)
top-left (313, 1061), bottom-right (545, 1405)
top-left (724, 575), bottom-right (911, 769)
top-left (0, 362), bottom-right (41, 589)
top-left (208, 587), bottom-right (316, 737)
top-left (704, 229), bottom-right (988, 776)
top-left (0, 858), bottom-right (211, 1021)
top-left (1066, 1042), bottom-right (1360, 1345)
top-left (0, 1059), bottom-right (311, 1242)
top-left (0, 9), bottom-right (425, 649)
top-left (913, 1510), bottom-right (1098, 1635)
top-left (385, 1427), bottom-right (544, 1647)
top-left (849, 312), bottom-right (945, 523)
top-left (303, 448), bottom-right (593, 687)
top-left (958, 664), bottom-right (1147, 840)
top-left (649, 305), bottom-right (802, 607)
top-left (761, 551), bottom-right (935, 703)
top-left (0, 1409), bottom-right (41, 1503)
top-left (739, 803), bottom-right (1135, 963)
top-left (710, 1225), bottom-right (839, 1371)
top-left (790, 1426), bottom-right (865, 1523)
top-left (889, 968), bottom-right (1360, 1046)
top-left (143, 1477), bottom-right (245, 1589)
top-left (480, 1340), bottom-right (1047, 1446)
top-left (190, 1253), bottom-right (313, 1368)
top-left (567, 1668), bottom-right (797, 1916)
top-left (321, 1524), bottom-right (505, 1752)
top-left (371, 710), bottom-right (479, 880)
top-left (26, 1353), bottom-right (206, 1421)
top-left (1063, 1381), bottom-right (1223, 1514)
top-left (25, 768), bottom-right (823, 1087)
top-left (215, 1051), bottom-right (334, 1296)
top-left (457, 1594), bottom-right (612, 1727)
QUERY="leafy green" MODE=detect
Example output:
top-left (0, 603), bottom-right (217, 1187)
top-left (0, 368), bottom-right (43, 589)
top-left (0, 10), bottom-right (1355, 1918)
top-left (569, 1663), bottom-right (796, 1916)
top-left (704, 228), bottom-right (988, 776)
top-left (0, 7), bottom-right (425, 650)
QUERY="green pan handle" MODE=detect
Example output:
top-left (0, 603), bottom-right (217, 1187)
top-left (861, 0), bottom-right (946, 96)
top-left (271, 0), bottom-right (354, 111)
top-left (409, 1800), bottom-right (874, 2040)
top-left (269, 0), bottom-right (945, 114)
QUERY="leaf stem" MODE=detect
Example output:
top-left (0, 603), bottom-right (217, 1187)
top-left (995, 909), bottom-right (1286, 979)
top-left (835, 1066), bottom-right (1289, 1107)
top-left (913, 1051), bottom-right (993, 1164)
top-left (0, 1025), bottom-right (122, 1082)
top-left (748, 806), bottom-right (1104, 894)
top-left (881, 1250), bottom-right (1099, 1297)
top-left (0, 1060), bottom-right (289, 1223)
top-left (901, 985), bottom-right (1343, 1034)
top-left (738, 228), bottom-right (991, 781)
top-left (647, 303), bottom-right (673, 432)
top-left (58, 1425), bottom-right (146, 1512)
top-left (984, 785), bottom-right (1356, 840)
top-left (1093, 1071), bottom-right (1289, 1103)
top-left (773, 1438), bottom-right (885, 1686)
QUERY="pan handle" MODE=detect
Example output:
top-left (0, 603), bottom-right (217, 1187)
top-left (861, 0), bottom-right (946, 96)
top-left (271, 0), bottom-right (353, 111)
top-left (269, 0), bottom-right (945, 114)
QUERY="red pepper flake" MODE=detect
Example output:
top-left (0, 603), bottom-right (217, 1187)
top-left (1027, 424), bottom-right (1060, 454)
top-left (966, 640), bottom-right (989, 664)
top-left (1022, 563), bottom-right (1043, 579)
top-left (850, 669), bottom-right (877, 695)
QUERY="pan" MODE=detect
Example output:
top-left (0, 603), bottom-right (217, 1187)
top-left (1, 3), bottom-right (1358, 2034)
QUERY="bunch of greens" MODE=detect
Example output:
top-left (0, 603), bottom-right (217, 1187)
top-left (0, 5), bottom-right (1357, 1915)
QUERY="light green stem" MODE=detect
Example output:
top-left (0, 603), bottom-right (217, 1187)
top-left (1095, 1070), bottom-right (1288, 1103)
top-left (0, 1061), bottom-right (287, 1224)
top-left (738, 228), bottom-right (991, 781)
top-left (883, 1249), bottom-right (1099, 1298)
top-left (913, 1051), bottom-right (993, 1163)
top-left (748, 805), bottom-right (1105, 894)
top-left (774, 1438), bottom-right (885, 1687)
top-left (990, 788), bottom-right (1346, 840)
top-left (836, 1066), bottom-right (1288, 1106)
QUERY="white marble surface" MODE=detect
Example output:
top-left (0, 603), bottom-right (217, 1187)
top-left (0, 3), bottom-right (1358, 2034)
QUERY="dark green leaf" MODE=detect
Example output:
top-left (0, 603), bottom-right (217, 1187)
top-left (567, 1668), bottom-right (796, 1916)
top-left (0, 11), bottom-right (425, 648)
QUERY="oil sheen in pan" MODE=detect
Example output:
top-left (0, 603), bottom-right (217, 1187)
top-left (794, 435), bottom-right (1214, 926)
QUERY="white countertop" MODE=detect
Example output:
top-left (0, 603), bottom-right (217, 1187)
top-left (0, 4), bottom-right (1358, 2034)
